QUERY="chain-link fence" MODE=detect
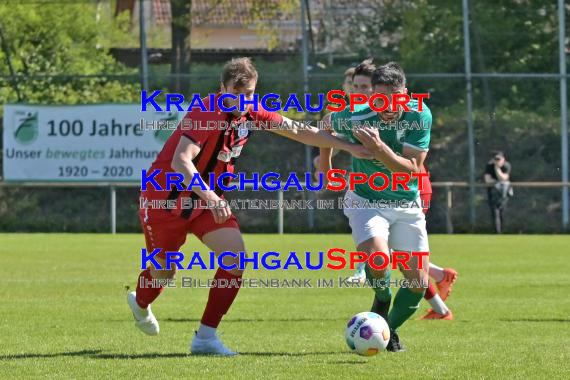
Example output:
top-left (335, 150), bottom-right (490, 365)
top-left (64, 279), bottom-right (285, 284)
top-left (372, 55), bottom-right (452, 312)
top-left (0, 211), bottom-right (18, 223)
top-left (0, 0), bottom-right (568, 233)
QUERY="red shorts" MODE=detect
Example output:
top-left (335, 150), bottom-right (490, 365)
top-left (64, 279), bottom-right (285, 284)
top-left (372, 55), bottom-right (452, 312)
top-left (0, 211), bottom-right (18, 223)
top-left (420, 192), bottom-right (432, 215)
top-left (139, 203), bottom-right (240, 260)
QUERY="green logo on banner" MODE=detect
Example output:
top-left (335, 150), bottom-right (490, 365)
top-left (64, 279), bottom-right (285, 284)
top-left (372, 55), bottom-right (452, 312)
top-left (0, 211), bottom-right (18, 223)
top-left (14, 111), bottom-right (38, 145)
top-left (154, 112), bottom-right (177, 143)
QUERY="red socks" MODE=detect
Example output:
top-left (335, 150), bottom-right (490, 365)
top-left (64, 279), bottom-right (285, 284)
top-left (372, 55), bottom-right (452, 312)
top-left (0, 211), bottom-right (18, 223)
top-left (135, 267), bottom-right (242, 327)
top-left (135, 268), bottom-right (165, 309)
top-left (201, 268), bottom-right (243, 328)
top-left (424, 282), bottom-right (437, 300)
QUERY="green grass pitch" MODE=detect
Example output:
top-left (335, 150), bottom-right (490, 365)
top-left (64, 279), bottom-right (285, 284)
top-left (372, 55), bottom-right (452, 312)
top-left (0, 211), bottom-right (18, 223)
top-left (0, 234), bottom-right (569, 379)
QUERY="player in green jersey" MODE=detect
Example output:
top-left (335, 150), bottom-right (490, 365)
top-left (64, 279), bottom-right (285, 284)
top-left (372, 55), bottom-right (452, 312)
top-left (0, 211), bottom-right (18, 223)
top-left (318, 60), bottom-right (457, 322)
top-left (320, 62), bottom-right (431, 352)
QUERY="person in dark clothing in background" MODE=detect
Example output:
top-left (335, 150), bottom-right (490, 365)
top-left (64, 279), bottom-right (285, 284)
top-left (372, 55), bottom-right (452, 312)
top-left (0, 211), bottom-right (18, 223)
top-left (483, 151), bottom-right (513, 233)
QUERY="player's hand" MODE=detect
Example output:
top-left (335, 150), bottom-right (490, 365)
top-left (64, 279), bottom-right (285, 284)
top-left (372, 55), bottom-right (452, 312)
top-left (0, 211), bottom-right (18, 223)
top-left (214, 200), bottom-right (232, 224)
top-left (206, 193), bottom-right (232, 224)
top-left (347, 143), bottom-right (374, 159)
top-left (353, 127), bottom-right (384, 153)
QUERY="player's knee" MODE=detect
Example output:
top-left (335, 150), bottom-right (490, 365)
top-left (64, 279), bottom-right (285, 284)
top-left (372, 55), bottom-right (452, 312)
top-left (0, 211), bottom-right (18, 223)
top-left (408, 285), bottom-right (426, 294)
top-left (219, 249), bottom-right (246, 276)
top-left (408, 272), bottom-right (429, 292)
top-left (240, 251), bottom-right (249, 268)
top-left (370, 253), bottom-right (389, 271)
top-left (366, 264), bottom-right (388, 279)
top-left (234, 250), bottom-right (247, 274)
top-left (401, 268), bottom-right (428, 291)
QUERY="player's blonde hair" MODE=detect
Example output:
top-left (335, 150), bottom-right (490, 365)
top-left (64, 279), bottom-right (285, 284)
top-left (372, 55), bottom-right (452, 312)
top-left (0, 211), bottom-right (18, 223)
top-left (344, 67), bottom-right (356, 78)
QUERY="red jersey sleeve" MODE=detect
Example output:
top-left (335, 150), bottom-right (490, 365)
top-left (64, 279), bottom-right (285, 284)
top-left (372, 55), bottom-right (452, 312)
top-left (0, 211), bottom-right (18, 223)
top-left (250, 106), bottom-right (283, 129)
top-left (420, 163), bottom-right (432, 195)
top-left (180, 113), bottom-right (211, 147)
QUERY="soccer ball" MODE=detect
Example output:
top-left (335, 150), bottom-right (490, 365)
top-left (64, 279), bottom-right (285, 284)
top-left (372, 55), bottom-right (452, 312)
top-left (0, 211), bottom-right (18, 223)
top-left (345, 312), bottom-right (390, 356)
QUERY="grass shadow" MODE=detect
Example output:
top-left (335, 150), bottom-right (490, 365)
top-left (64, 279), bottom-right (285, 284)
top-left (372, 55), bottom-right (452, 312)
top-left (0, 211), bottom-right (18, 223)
top-left (92, 351), bottom-right (346, 359)
top-left (92, 352), bottom-right (190, 359)
top-left (0, 349), bottom-right (102, 361)
top-left (1, 349), bottom-right (347, 361)
top-left (110, 317), bottom-right (345, 323)
top-left (161, 317), bottom-right (346, 323)
top-left (236, 351), bottom-right (345, 357)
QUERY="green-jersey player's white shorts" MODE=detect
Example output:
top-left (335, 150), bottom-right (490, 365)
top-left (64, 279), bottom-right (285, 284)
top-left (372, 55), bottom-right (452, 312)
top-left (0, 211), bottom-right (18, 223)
top-left (342, 190), bottom-right (430, 252)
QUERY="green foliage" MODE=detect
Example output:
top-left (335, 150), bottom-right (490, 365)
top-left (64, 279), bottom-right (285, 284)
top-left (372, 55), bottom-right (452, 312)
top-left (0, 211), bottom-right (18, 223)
top-left (0, 2), bottom-right (139, 106)
top-left (0, 2), bottom-right (567, 233)
top-left (470, 0), bottom-right (558, 73)
top-left (322, 0), bottom-right (405, 60)
top-left (250, 0), bottom-right (299, 51)
top-left (0, 2), bottom-right (141, 233)
top-left (399, 0), bottom-right (464, 73)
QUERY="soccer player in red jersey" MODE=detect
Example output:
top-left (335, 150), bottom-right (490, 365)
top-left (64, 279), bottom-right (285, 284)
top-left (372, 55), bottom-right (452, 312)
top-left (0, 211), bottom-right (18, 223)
top-left (127, 57), bottom-right (372, 356)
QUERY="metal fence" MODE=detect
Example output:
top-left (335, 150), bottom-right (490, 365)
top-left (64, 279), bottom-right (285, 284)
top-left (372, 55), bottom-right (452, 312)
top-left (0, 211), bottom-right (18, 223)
top-left (1, 181), bottom-right (567, 235)
top-left (0, 0), bottom-right (569, 233)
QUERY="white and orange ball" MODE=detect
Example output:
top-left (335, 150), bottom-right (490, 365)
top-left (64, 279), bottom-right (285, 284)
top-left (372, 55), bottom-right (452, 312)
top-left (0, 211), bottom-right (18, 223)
top-left (345, 312), bottom-right (390, 356)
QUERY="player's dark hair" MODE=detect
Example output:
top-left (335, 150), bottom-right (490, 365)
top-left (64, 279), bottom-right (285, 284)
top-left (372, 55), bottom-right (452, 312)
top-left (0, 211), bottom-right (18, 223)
top-left (353, 58), bottom-right (376, 79)
top-left (221, 57), bottom-right (259, 89)
top-left (372, 61), bottom-right (406, 90)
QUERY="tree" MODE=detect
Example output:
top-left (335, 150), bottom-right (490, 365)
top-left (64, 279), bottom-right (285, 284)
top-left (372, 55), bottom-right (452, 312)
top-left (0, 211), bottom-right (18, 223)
top-left (170, 0), bottom-right (192, 95)
top-left (0, 2), bottom-right (139, 106)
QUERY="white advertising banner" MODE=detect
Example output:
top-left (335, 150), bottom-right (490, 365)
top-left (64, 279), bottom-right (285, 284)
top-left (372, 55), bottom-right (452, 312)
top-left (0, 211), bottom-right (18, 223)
top-left (2, 104), bottom-right (182, 182)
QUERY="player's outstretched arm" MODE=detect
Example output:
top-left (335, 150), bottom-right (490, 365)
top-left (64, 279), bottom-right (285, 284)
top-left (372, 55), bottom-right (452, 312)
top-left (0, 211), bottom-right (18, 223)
top-left (318, 112), bottom-right (334, 165)
top-left (312, 113), bottom-right (344, 182)
top-left (316, 113), bottom-right (334, 179)
top-left (270, 116), bottom-right (372, 159)
top-left (318, 113), bottom-right (341, 159)
top-left (171, 136), bottom-right (231, 224)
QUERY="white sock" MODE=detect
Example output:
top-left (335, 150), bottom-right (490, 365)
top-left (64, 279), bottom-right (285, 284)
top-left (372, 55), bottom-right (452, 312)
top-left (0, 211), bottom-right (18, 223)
top-left (427, 294), bottom-right (449, 315)
top-left (197, 324), bottom-right (217, 339)
top-left (429, 263), bottom-right (445, 282)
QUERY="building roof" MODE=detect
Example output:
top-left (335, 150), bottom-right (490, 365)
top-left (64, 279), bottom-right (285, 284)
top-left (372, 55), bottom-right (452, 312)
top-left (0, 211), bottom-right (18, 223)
top-left (118, 0), bottom-right (394, 53)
